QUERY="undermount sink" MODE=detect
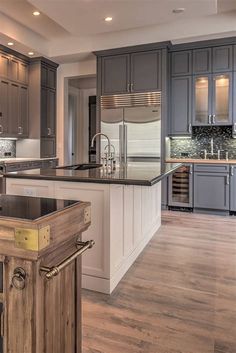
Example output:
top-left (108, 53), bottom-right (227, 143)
top-left (56, 163), bottom-right (102, 171)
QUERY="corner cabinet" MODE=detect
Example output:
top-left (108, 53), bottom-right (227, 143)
top-left (100, 49), bottom-right (162, 95)
top-left (192, 72), bottom-right (232, 126)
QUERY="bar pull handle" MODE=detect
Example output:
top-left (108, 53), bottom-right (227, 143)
top-left (226, 175), bottom-right (229, 185)
top-left (40, 240), bottom-right (95, 280)
top-left (230, 166), bottom-right (234, 176)
top-left (189, 165), bottom-right (193, 174)
top-left (0, 125), bottom-right (3, 134)
top-left (130, 83), bottom-right (134, 92)
top-left (127, 83), bottom-right (130, 92)
top-left (212, 115), bottom-right (216, 124)
top-left (208, 115), bottom-right (212, 124)
top-left (47, 127), bottom-right (51, 136)
top-left (188, 123), bottom-right (192, 134)
top-left (123, 124), bottom-right (127, 164)
top-left (119, 125), bottom-right (123, 165)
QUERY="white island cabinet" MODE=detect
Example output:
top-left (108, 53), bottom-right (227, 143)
top-left (6, 178), bottom-right (161, 294)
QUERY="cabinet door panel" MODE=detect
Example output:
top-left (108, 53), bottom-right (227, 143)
top-left (0, 54), bottom-right (10, 78)
top-left (230, 166), bottom-right (236, 211)
top-left (212, 46), bottom-right (232, 72)
top-left (41, 87), bottom-right (48, 137)
top-left (18, 62), bottom-right (28, 84)
top-left (171, 51), bottom-right (192, 76)
top-left (193, 48), bottom-right (211, 74)
top-left (48, 68), bottom-right (56, 89)
top-left (47, 89), bottom-right (56, 137)
top-left (10, 58), bottom-right (18, 82)
top-left (170, 76), bottom-right (192, 135)
top-left (41, 137), bottom-right (56, 157)
top-left (102, 54), bottom-right (130, 95)
top-left (192, 75), bottom-right (211, 126)
top-left (194, 172), bottom-right (229, 210)
top-left (212, 72), bottom-right (232, 125)
top-left (0, 79), bottom-right (10, 135)
top-left (9, 83), bottom-right (19, 136)
top-left (41, 65), bottom-right (48, 87)
top-left (130, 51), bottom-right (161, 92)
top-left (19, 86), bottom-right (29, 137)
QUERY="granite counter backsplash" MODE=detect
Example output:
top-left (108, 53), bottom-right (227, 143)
top-left (0, 140), bottom-right (16, 158)
top-left (170, 126), bottom-right (236, 159)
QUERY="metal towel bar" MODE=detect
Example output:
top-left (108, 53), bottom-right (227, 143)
top-left (40, 240), bottom-right (95, 280)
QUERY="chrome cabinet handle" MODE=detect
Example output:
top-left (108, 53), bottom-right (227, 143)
top-left (226, 175), bottom-right (230, 185)
top-left (47, 127), bottom-right (51, 136)
top-left (127, 83), bottom-right (130, 92)
top-left (189, 165), bottom-right (193, 174)
top-left (234, 123), bottom-right (236, 132)
top-left (18, 126), bottom-right (23, 134)
top-left (40, 240), bottom-right (95, 280)
top-left (0, 125), bottom-right (3, 134)
top-left (212, 115), bottom-right (216, 124)
top-left (188, 123), bottom-right (192, 133)
top-left (208, 115), bottom-right (212, 124)
top-left (130, 83), bottom-right (134, 92)
top-left (231, 166), bottom-right (234, 176)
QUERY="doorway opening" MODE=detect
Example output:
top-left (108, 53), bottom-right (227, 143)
top-left (68, 75), bottom-right (96, 165)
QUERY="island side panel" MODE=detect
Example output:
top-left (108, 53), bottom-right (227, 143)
top-left (6, 178), bottom-right (162, 294)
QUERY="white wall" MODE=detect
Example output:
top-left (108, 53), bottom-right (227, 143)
top-left (57, 59), bottom-right (96, 165)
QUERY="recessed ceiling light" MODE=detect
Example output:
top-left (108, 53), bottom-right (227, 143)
top-left (33, 11), bottom-right (40, 16)
top-left (105, 16), bottom-right (113, 22)
top-left (172, 8), bottom-right (185, 14)
top-left (28, 51), bottom-right (34, 56)
top-left (7, 42), bottom-right (14, 46)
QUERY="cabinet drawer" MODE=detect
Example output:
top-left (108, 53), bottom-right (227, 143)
top-left (194, 164), bottom-right (229, 173)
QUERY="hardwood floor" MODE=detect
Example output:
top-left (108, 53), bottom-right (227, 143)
top-left (82, 211), bottom-right (236, 353)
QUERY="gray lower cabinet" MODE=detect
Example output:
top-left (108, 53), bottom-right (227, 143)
top-left (194, 165), bottom-right (229, 211)
top-left (170, 76), bottom-right (192, 135)
top-left (230, 165), bottom-right (236, 211)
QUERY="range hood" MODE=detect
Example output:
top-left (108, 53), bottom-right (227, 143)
top-left (101, 91), bottom-right (161, 109)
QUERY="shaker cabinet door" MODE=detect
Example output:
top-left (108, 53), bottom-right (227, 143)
top-left (194, 172), bottom-right (229, 210)
top-left (230, 166), bottom-right (236, 211)
top-left (19, 85), bottom-right (29, 137)
top-left (170, 76), bottom-right (192, 135)
top-left (101, 54), bottom-right (130, 95)
top-left (193, 48), bottom-right (212, 74)
top-left (130, 50), bottom-right (161, 92)
top-left (9, 83), bottom-right (20, 136)
top-left (0, 79), bottom-right (10, 136)
top-left (171, 50), bottom-right (192, 76)
top-left (47, 89), bottom-right (56, 137)
top-left (212, 45), bottom-right (233, 73)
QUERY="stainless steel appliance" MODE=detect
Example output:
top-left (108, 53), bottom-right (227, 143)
top-left (100, 91), bottom-right (161, 164)
top-left (168, 164), bottom-right (193, 208)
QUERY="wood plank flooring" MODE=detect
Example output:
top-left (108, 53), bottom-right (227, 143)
top-left (82, 211), bottom-right (236, 353)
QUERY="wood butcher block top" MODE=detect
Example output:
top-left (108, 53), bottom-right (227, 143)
top-left (166, 158), bottom-right (236, 164)
top-left (0, 195), bottom-right (91, 260)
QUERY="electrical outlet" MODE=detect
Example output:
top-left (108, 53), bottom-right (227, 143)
top-left (23, 188), bottom-right (36, 197)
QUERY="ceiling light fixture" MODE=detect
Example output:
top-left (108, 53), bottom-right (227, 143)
top-left (172, 8), bottom-right (185, 14)
top-left (105, 16), bottom-right (113, 22)
top-left (28, 51), bottom-right (34, 56)
top-left (7, 42), bottom-right (14, 46)
top-left (33, 11), bottom-right (40, 16)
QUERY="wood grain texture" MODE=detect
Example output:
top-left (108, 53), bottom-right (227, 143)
top-left (82, 211), bottom-right (236, 353)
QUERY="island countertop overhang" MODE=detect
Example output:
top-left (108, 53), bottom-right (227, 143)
top-left (4, 162), bottom-right (182, 186)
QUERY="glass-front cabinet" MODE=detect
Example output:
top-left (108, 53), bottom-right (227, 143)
top-left (193, 73), bottom-right (232, 126)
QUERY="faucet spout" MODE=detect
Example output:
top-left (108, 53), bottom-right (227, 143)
top-left (91, 132), bottom-right (111, 161)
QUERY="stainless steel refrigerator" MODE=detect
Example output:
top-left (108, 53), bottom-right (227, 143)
top-left (100, 92), bottom-right (161, 163)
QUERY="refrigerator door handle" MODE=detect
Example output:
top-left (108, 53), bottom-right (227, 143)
top-left (124, 124), bottom-right (127, 164)
top-left (119, 125), bottom-right (124, 165)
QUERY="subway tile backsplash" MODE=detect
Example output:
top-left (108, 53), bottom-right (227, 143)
top-left (0, 140), bottom-right (16, 158)
top-left (170, 126), bottom-right (236, 159)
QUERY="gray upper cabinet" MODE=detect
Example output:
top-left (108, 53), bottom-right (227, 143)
top-left (233, 72), bottom-right (236, 133)
top-left (130, 51), bottom-right (161, 92)
top-left (0, 79), bottom-right (10, 135)
top-left (193, 48), bottom-right (211, 74)
top-left (212, 46), bottom-right (233, 72)
top-left (19, 85), bottom-right (28, 137)
top-left (194, 165), bottom-right (229, 211)
top-left (170, 76), bottom-right (192, 135)
top-left (41, 64), bottom-right (57, 89)
top-left (171, 50), bottom-right (192, 76)
top-left (230, 165), bottom-right (236, 211)
top-left (102, 54), bottom-right (130, 95)
top-left (101, 50), bottom-right (161, 95)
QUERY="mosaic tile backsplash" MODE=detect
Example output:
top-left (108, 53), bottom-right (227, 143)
top-left (0, 140), bottom-right (16, 158)
top-left (170, 126), bottom-right (236, 159)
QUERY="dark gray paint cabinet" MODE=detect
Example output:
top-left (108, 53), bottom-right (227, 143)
top-left (171, 50), bottom-right (192, 76)
top-left (230, 165), bottom-right (236, 211)
top-left (194, 164), bottom-right (229, 211)
top-left (170, 76), bottom-right (192, 135)
top-left (101, 50), bottom-right (161, 95)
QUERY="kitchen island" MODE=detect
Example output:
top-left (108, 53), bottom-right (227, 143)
top-left (5, 162), bottom-right (181, 294)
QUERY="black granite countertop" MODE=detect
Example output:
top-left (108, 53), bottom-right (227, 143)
top-left (0, 194), bottom-right (78, 221)
top-left (4, 162), bottom-right (182, 186)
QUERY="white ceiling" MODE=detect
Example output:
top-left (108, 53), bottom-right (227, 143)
top-left (0, 0), bottom-right (235, 62)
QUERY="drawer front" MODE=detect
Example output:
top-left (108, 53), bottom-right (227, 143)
top-left (194, 164), bottom-right (229, 173)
